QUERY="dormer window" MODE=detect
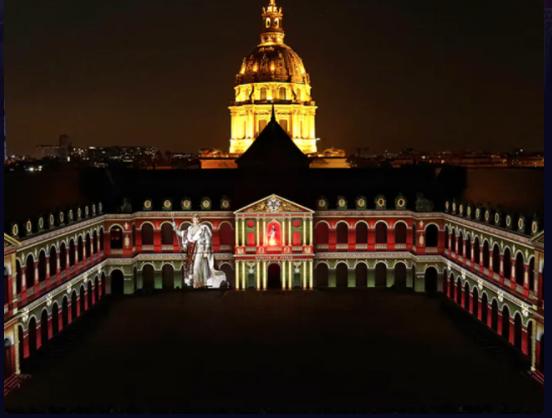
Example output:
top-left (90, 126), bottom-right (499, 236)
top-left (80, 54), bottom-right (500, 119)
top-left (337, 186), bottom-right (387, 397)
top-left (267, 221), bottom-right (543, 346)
top-left (275, 18), bottom-right (279, 28)
top-left (266, 18), bottom-right (271, 28)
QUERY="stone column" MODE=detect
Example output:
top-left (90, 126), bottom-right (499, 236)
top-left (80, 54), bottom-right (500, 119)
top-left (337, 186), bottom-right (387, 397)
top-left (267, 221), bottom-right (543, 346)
top-left (35, 323), bottom-right (42, 350)
top-left (235, 261), bottom-right (241, 291)
top-left (367, 267), bottom-right (376, 288)
top-left (47, 313), bottom-right (54, 340)
top-left (521, 326), bottom-right (529, 356)
top-left (348, 268), bottom-right (356, 288)
top-left (486, 304), bottom-right (493, 329)
top-left (22, 330), bottom-right (30, 359)
top-left (387, 268), bottom-right (396, 288)
top-left (328, 268), bottom-right (337, 288)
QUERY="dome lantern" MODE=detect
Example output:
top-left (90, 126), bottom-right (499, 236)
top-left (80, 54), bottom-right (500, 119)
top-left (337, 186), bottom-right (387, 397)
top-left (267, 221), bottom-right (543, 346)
top-left (261, 0), bottom-right (285, 45)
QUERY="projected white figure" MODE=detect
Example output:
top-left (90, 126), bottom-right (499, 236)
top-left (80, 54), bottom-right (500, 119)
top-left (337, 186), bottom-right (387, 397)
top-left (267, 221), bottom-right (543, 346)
top-left (172, 214), bottom-right (227, 289)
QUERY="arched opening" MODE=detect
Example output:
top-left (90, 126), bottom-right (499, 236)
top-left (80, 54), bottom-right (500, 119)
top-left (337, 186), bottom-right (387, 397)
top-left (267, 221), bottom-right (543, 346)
top-left (503, 248), bottom-right (512, 280)
top-left (483, 241), bottom-right (490, 269)
top-left (28, 317), bottom-right (37, 357)
top-left (49, 247), bottom-right (58, 278)
top-left (40, 309), bottom-right (49, 348)
top-left (93, 231), bottom-right (98, 254)
top-left (472, 287), bottom-right (479, 318)
top-left (16, 260), bottom-right (22, 294)
top-left (456, 279), bottom-right (462, 305)
top-left (69, 240), bottom-right (76, 267)
top-left (141, 224), bottom-right (154, 246)
top-left (162, 265), bottom-right (174, 290)
top-left (142, 265), bottom-right (155, 293)
top-left (375, 263), bottom-right (387, 288)
top-left (315, 264), bottom-right (329, 287)
top-left (100, 229), bottom-right (105, 252)
top-left (492, 246), bottom-right (501, 275)
top-left (356, 223), bottom-right (368, 244)
top-left (111, 270), bottom-right (125, 296)
top-left (491, 299), bottom-right (499, 333)
top-left (133, 267), bottom-right (138, 293)
top-left (463, 283), bottom-right (470, 310)
top-left (94, 277), bottom-right (100, 302)
top-left (38, 251), bottom-right (47, 283)
top-left (102, 273), bottom-right (106, 296)
top-left (110, 227), bottom-right (124, 250)
top-left (52, 303), bottom-right (59, 336)
top-left (336, 263), bottom-right (349, 288)
top-left (4, 338), bottom-right (14, 378)
top-left (71, 291), bottom-right (78, 320)
top-left (514, 314), bottom-right (523, 351)
top-left (425, 267), bottom-right (438, 293)
top-left (481, 293), bottom-right (489, 328)
top-left (502, 306), bottom-right (511, 342)
top-left (26, 255), bottom-right (36, 289)
top-left (279, 87), bottom-right (287, 101)
top-left (515, 254), bottom-right (525, 286)
top-left (220, 223), bottom-right (235, 248)
top-left (161, 224), bottom-right (174, 246)
top-left (267, 264), bottom-right (282, 290)
top-left (80, 286), bottom-right (86, 314)
top-left (77, 236), bottom-right (84, 262)
top-left (375, 223), bottom-right (388, 245)
top-left (425, 225), bottom-right (439, 248)
top-left (85, 234), bottom-right (91, 259)
top-left (395, 223), bottom-right (407, 245)
top-left (528, 258), bottom-right (536, 292)
top-left (60, 243), bottom-right (67, 271)
top-left (315, 223), bottom-right (330, 246)
top-left (355, 263), bottom-right (368, 288)
top-left (527, 321), bottom-right (534, 360)
top-left (336, 223), bottom-right (348, 245)
top-left (465, 235), bottom-right (472, 260)
top-left (18, 327), bottom-right (25, 368)
top-left (260, 87), bottom-right (268, 101)
top-left (474, 238), bottom-right (481, 265)
top-left (395, 263), bottom-right (407, 291)
top-left (62, 297), bottom-right (69, 328)
top-left (445, 228), bottom-right (449, 250)
top-left (412, 224), bottom-right (417, 246)
top-left (87, 281), bottom-right (93, 308)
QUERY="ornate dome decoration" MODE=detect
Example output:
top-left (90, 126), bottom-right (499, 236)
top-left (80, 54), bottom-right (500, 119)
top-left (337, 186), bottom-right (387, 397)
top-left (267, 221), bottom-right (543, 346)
top-left (236, 44), bottom-right (310, 86)
top-left (229, 0), bottom-right (318, 156)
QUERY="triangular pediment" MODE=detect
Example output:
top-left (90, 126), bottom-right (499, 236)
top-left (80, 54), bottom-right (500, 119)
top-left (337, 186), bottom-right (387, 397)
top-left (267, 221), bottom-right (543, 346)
top-left (531, 230), bottom-right (544, 246)
top-left (235, 195), bottom-right (314, 214)
top-left (4, 234), bottom-right (21, 252)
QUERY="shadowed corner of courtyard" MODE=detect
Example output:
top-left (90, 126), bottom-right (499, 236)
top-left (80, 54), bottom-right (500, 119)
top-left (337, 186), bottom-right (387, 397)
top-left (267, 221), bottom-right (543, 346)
top-left (5, 290), bottom-right (544, 414)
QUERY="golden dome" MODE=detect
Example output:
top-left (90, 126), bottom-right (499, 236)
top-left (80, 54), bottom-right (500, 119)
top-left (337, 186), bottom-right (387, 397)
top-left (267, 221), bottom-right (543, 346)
top-left (236, 44), bottom-right (310, 86)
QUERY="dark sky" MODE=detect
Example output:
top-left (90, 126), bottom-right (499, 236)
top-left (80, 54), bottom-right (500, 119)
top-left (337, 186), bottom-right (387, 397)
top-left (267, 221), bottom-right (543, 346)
top-left (6, 0), bottom-right (543, 155)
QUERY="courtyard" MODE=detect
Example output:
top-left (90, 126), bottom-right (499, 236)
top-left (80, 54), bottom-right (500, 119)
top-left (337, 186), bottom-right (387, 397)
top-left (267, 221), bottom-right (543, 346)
top-left (5, 290), bottom-right (543, 413)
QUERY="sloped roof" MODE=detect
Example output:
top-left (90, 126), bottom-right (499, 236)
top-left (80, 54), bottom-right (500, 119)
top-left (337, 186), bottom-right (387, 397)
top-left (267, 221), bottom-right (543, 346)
top-left (236, 107), bottom-right (310, 171)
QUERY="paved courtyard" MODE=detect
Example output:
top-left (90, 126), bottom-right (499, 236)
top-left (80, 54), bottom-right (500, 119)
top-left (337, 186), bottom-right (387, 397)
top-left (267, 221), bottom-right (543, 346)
top-left (5, 290), bottom-right (543, 413)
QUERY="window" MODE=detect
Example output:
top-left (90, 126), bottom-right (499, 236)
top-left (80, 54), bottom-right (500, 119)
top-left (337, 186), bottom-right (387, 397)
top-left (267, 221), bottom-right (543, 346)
top-left (260, 87), bottom-right (268, 101)
top-left (110, 227), bottom-right (124, 250)
top-left (279, 87), bottom-right (286, 100)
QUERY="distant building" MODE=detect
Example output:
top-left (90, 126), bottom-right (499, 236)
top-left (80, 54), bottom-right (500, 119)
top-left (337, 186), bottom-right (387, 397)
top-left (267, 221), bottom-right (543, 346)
top-left (36, 135), bottom-right (71, 160)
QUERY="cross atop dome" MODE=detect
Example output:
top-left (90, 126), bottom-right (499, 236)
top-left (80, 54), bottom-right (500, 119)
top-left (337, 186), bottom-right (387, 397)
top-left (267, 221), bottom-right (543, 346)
top-left (261, 0), bottom-right (285, 45)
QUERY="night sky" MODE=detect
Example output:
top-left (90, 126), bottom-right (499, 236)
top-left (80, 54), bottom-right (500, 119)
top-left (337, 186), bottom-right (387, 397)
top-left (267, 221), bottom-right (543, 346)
top-left (6, 0), bottom-right (543, 155)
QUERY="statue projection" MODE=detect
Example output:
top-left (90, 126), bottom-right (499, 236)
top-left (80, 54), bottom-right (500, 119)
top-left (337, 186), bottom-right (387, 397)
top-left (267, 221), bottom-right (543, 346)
top-left (172, 215), bottom-right (227, 289)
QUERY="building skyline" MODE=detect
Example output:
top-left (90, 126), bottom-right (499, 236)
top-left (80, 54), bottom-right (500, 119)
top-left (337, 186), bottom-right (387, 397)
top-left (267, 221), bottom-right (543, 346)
top-left (6, 0), bottom-right (543, 155)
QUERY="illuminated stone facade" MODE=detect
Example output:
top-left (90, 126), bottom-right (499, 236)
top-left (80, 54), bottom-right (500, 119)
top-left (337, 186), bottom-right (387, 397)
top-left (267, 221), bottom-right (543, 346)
top-left (229, 0), bottom-right (318, 155)
top-left (4, 195), bottom-right (545, 386)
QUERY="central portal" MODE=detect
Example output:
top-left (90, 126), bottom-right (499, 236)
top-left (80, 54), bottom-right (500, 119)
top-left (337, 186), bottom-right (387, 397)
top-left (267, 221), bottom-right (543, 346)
top-left (267, 263), bottom-right (282, 290)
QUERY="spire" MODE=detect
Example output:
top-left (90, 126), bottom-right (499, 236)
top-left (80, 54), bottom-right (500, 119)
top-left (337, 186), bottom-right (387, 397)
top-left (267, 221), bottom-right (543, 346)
top-left (261, 0), bottom-right (285, 45)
